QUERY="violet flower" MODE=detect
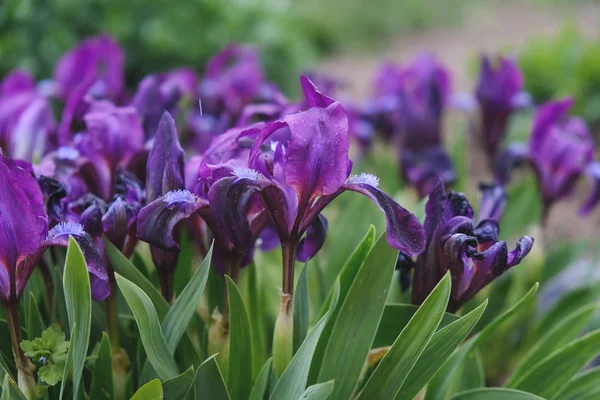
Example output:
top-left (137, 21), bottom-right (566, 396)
top-left (74, 100), bottom-right (145, 200)
top-left (136, 112), bottom-right (186, 299)
top-left (495, 98), bottom-right (600, 221)
top-left (236, 76), bottom-right (425, 310)
top-left (411, 181), bottom-right (533, 312)
top-left (133, 68), bottom-right (198, 138)
top-left (54, 36), bottom-right (125, 144)
top-left (476, 55), bottom-right (530, 158)
top-left (365, 55), bottom-right (456, 198)
top-left (0, 155), bottom-right (110, 304)
top-left (0, 154), bottom-right (109, 395)
top-left (137, 113), bottom-right (268, 301)
top-left (0, 70), bottom-right (56, 162)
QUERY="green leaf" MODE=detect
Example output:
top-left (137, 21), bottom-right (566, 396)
top-left (317, 232), bottom-right (397, 400)
top-left (270, 311), bottom-right (331, 400)
top-left (163, 366), bottom-right (194, 400)
top-left (1, 374), bottom-right (27, 400)
top-left (174, 230), bottom-right (194, 295)
top-left (534, 286), bottom-right (598, 340)
top-left (426, 283), bottom-right (539, 400)
top-left (249, 358), bottom-right (273, 400)
top-left (59, 325), bottom-right (75, 400)
top-left (373, 303), bottom-right (458, 348)
top-left (104, 238), bottom-right (169, 318)
top-left (62, 237), bottom-right (92, 399)
top-left (358, 273), bottom-right (451, 399)
top-left (552, 366), bottom-right (600, 400)
top-left (163, 245), bottom-right (212, 353)
top-left (309, 226), bottom-right (375, 384)
top-left (131, 379), bottom-right (163, 400)
top-left (294, 264), bottom-right (309, 354)
top-left (454, 350), bottom-right (485, 392)
top-left (0, 352), bottom-right (13, 383)
top-left (115, 273), bottom-right (179, 380)
top-left (451, 388), bottom-right (544, 400)
top-left (26, 293), bottom-right (45, 341)
top-left (246, 263), bottom-right (267, 378)
top-left (510, 329), bottom-right (600, 398)
top-left (506, 303), bottom-right (597, 386)
top-left (195, 355), bottom-right (230, 400)
top-left (225, 276), bottom-right (253, 400)
top-left (299, 380), bottom-right (335, 400)
top-left (395, 300), bottom-right (488, 400)
top-left (90, 333), bottom-right (113, 400)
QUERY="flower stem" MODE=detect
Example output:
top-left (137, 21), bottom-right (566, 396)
top-left (3, 302), bottom-right (36, 399)
top-left (158, 269), bottom-right (175, 303)
top-left (281, 240), bottom-right (297, 315)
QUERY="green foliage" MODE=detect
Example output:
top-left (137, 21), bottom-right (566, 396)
top-left (61, 237), bottom-right (92, 399)
top-left (21, 325), bottom-right (68, 386)
top-left (519, 24), bottom-right (600, 127)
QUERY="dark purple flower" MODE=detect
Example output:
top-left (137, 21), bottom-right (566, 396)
top-left (233, 76), bottom-right (425, 301)
top-left (0, 155), bottom-right (109, 303)
top-left (496, 98), bottom-right (600, 219)
top-left (476, 55), bottom-right (530, 157)
top-left (411, 182), bottom-right (533, 312)
top-left (54, 35), bottom-right (124, 102)
top-left (75, 100), bottom-right (145, 200)
top-left (0, 70), bottom-right (56, 162)
top-left (132, 68), bottom-right (198, 138)
top-left (364, 55), bottom-right (455, 198)
top-left (200, 44), bottom-right (264, 116)
top-left (54, 36), bottom-right (125, 144)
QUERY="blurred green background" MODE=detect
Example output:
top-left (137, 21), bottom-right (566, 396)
top-left (0, 0), bottom-right (467, 93)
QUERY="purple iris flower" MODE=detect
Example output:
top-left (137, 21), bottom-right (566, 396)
top-left (187, 44), bottom-right (288, 152)
top-left (495, 98), bottom-right (600, 221)
top-left (411, 181), bottom-right (533, 312)
top-left (363, 55), bottom-right (456, 198)
top-left (54, 36), bottom-right (125, 145)
top-left (233, 76), bottom-right (426, 308)
top-left (476, 54), bottom-right (530, 158)
top-left (137, 112), bottom-right (267, 298)
top-left (132, 68), bottom-right (198, 138)
top-left (0, 155), bottom-right (110, 304)
top-left (0, 70), bottom-right (56, 162)
top-left (74, 100), bottom-right (145, 200)
top-left (200, 44), bottom-right (264, 116)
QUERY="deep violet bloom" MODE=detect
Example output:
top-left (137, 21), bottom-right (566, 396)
top-left (74, 100), bottom-right (145, 200)
top-left (55, 36), bottom-right (125, 144)
top-left (476, 54), bottom-right (530, 158)
top-left (495, 98), bottom-right (600, 219)
top-left (200, 44), bottom-right (264, 116)
top-left (132, 68), bottom-right (198, 138)
top-left (411, 182), bottom-right (533, 312)
top-left (0, 70), bottom-right (56, 162)
top-left (235, 76), bottom-right (426, 300)
top-left (367, 55), bottom-right (456, 198)
top-left (137, 113), bottom-right (268, 282)
top-left (0, 155), bottom-right (109, 303)
top-left (187, 44), bottom-right (289, 152)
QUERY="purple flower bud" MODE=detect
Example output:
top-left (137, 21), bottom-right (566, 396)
top-left (476, 55), bottom-right (528, 157)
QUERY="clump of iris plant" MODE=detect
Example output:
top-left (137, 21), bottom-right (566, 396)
top-left (0, 155), bottom-right (108, 397)
top-left (496, 98), bottom-right (600, 223)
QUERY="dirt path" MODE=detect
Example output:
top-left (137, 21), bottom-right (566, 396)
top-left (321, 1), bottom-right (600, 243)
